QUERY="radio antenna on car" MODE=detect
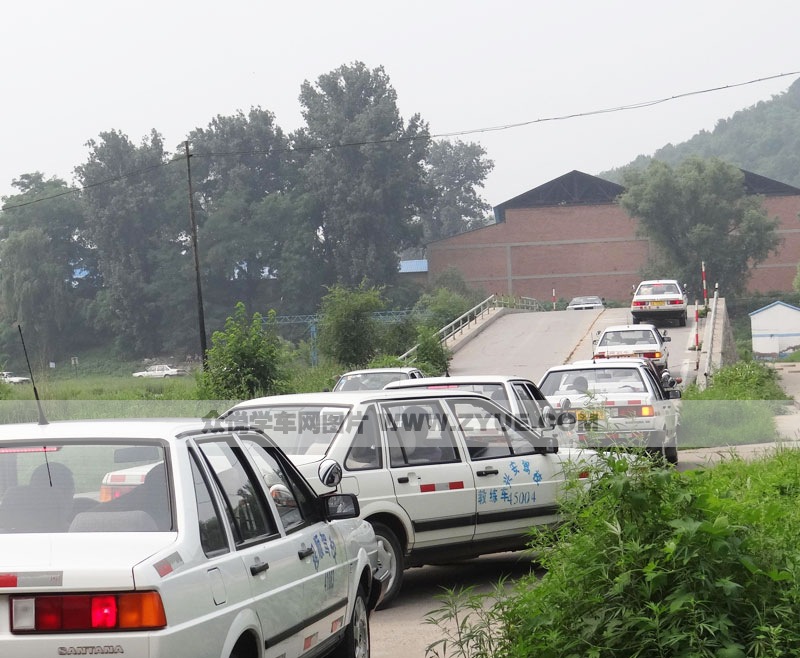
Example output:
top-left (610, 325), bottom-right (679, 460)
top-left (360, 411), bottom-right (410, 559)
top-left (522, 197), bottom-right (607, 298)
top-left (18, 324), bottom-right (48, 425)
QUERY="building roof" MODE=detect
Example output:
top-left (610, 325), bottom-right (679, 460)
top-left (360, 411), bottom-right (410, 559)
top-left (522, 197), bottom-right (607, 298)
top-left (493, 168), bottom-right (800, 223)
top-left (749, 300), bottom-right (800, 317)
top-left (493, 170), bottom-right (625, 222)
top-left (741, 170), bottom-right (800, 196)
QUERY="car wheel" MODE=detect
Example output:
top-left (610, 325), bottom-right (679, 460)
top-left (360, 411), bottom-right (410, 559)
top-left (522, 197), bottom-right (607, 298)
top-left (371, 522), bottom-right (404, 609)
top-left (331, 585), bottom-right (369, 658)
top-left (679, 312), bottom-right (687, 327)
top-left (664, 445), bottom-right (679, 465)
top-left (632, 316), bottom-right (640, 325)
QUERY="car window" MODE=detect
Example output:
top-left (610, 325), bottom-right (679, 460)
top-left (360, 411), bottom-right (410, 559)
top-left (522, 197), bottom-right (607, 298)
top-left (197, 440), bottom-right (278, 546)
top-left (448, 398), bottom-right (548, 459)
top-left (0, 442), bottom-right (170, 534)
top-left (344, 404), bottom-right (382, 470)
top-left (540, 368), bottom-right (646, 396)
top-left (242, 440), bottom-right (309, 532)
top-left (382, 400), bottom-right (460, 467)
top-left (189, 452), bottom-right (229, 555)
top-left (224, 405), bottom-right (349, 456)
top-left (640, 367), bottom-right (666, 400)
top-left (511, 382), bottom-right (547, 427)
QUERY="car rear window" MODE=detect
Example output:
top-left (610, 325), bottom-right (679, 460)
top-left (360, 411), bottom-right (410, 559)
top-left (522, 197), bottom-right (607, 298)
top-left (540, 368), bottom-right (646, 396)
top-left (0, 442), bottom-right (170, 533)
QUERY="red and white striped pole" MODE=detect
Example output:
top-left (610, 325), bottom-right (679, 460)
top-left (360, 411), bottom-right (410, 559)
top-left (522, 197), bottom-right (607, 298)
top-left (695, 301), bottom-right (700, 348)
top-left (701, 261), bottom-right (708, 309)
top-left (552, 288), bottom-right (556, 311)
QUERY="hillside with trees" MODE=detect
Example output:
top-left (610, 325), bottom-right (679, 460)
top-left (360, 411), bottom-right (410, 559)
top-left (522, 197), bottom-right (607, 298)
top-left (601, 77), bottom-right (800, 186)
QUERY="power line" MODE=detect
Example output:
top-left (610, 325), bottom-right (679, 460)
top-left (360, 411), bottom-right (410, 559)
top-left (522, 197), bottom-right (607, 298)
top-left (3, 70), bottom-right (798, 212)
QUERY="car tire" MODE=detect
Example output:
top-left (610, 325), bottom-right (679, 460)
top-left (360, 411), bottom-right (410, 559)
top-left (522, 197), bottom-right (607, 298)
top-left (664, 445), bottom-right (679, 465)
top-left (679, 312), bottom-right (687, 327)
top-left (331, 585), bottom-right (369, 658)
top-left (632, 316), bottom-right (640, 325)
top-left (371, 522), bottom-right (404, 609)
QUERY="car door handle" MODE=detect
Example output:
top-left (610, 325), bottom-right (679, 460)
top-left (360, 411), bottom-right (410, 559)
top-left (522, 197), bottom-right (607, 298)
top-left (397, 476), bottom-right (409, 483)
top-left (250, 561), bottom-right (270, 576)
top-left (476, 468), bottom-right (499, 476)
top-left (297, 547), bottom-right (314, 560)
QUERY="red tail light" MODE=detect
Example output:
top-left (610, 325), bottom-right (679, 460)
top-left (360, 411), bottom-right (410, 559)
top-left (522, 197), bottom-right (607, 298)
top-left (11, 592), bottom-right (167, 633)
top-left (641, 352), bottom-right (661, 359)
top-left (631, 301), bottom-right (645, 307)
top-left (667, 300), bottom-right (683, 305)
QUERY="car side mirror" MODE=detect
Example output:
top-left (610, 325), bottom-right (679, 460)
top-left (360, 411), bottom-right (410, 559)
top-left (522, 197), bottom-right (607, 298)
top-left (318, 459), bottom-right (343, 488)
top-left (668, 389), bottom-right (682, 399)
top-left (323, 493), bottom-right (360, 520)
top-left (662, 336), bottom-right (671, 342)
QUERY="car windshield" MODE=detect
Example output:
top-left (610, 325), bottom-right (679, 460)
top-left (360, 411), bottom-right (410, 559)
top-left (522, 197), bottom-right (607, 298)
top-left (335, 372), bottom-right (408, 391)
top-left (224, 405), bottom-right (349, 455)
top-left (636, 283), bottom-right (681, 296)
top-left (570, 296), bottom-right (601, 305)
top-left (599, 330), bottom-right (658, 347)
top-left (540, 368), bottom-right (646, 396)
top-left (0, 442), bottom-right (170, 534)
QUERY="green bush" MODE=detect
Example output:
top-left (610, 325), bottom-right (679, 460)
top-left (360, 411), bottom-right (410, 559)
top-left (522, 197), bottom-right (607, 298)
top-left (425, 450), bottom-right (800, 658)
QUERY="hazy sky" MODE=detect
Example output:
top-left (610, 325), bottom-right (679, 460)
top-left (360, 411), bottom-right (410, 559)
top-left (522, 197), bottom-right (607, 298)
top-left (2, 0), bottom-right (798, 208)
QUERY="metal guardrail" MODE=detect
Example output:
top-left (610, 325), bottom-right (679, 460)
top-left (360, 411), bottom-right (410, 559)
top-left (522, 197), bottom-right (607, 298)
top-left (399, 294), bottom-right (543, 361)
top-left (700, 287), bottom-right (720, 389)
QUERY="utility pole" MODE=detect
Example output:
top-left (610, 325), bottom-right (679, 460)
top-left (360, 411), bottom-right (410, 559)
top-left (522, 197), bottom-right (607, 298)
top-left (185, 141), bottom-right (208, 367)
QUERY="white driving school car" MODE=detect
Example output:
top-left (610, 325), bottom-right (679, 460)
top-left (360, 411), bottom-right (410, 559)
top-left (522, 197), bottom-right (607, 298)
top-left (0, 419), bottom-right (387, 658)
top-left (593, 323), bottom-right (671, 373)
top-left (538, 359), bottom-right (681, 464)
top-left (221, 389), bottom-right (595, 607)
top-left (631, 279), bottom-right (688, 326)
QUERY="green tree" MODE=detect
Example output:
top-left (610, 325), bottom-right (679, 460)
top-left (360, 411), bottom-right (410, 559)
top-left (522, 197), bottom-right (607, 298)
top-left (199, 302), bottom-right (287, 400)
top-left (75, 130), bottom-right (189, 355)
top-left (318, 283), bottom-right (385, 367)
top-left (0, 174), bottom-right (95, 361)
top-left (187, 109), bottom-right (293, 314)
top-left (420, 140), bottom-right (494, 244)
top-left (620, 157), bottom-right (782, 296)
top-left (296, 62), bottom-right (429, 287)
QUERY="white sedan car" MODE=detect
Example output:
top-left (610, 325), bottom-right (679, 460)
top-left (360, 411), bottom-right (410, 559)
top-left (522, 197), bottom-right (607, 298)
top-left (0, 419), bottom-right (387, 658)
top-left (592, 323), bottom-right (671, 373)
top-left (221, 389), bottom-right (595, 607)
top-left (539, 359), bottom-right (681, 464)
top-left (332, 367), bottom-right (424, 391)
top-left (631, 279), bottom-right (688, 326)
top-left (132, 365), bottom-right (188, 378)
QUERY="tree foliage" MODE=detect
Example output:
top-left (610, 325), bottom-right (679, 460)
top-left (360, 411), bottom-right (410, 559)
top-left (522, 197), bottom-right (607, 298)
top-left (420, 139), bottom-right (494, 244)
top-left (297, 62), bottom-right (429, 287)
top-left (619, 157), bottom-right (781, 296)
top-left (317, 283), bottom-right (385, 367)
top-left (199, 302), bottom-right (287, 400)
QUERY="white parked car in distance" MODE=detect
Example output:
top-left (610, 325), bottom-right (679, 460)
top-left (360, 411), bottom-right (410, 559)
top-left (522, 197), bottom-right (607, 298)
top-left (566, 295), bottom-right (605, 311)
top-left (593, 323), bottom-right (671, 373)
top-left (0, 418), bottom-right (388, 658)
top-left (538, 359), bottom-right (681, 464)
top-left (221, 389), bottom-right (596, 607)
top-left (0, 371), bottom-right (31, 385)
top-left (631, 279), bottom-right (688, 326)
top-left (132, 364), bottom-right (188, 378)
top-left (332, 367), bottom-right (424, 391)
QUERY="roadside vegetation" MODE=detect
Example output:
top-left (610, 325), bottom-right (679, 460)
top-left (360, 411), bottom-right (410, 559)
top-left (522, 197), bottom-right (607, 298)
top-left (425, 448), bottom-right (800, 658)
top-left (678, 361), bottom-right (790, 448)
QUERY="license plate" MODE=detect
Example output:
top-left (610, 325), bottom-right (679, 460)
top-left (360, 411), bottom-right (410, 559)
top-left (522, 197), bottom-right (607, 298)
top-left (577, 410), bottom-right (604, 421)
top-left (650, 301), bottom-right (665, 306)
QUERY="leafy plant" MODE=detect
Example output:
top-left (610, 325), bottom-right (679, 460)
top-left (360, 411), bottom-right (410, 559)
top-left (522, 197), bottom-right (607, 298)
top-left (317, 283), bottom-right (385, 367)
top-left (198, 302), bottom-right (288, 400)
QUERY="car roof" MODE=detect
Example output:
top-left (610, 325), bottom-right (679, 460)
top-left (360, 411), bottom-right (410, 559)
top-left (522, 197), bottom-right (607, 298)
top-left (636, 279), bottom-right (680, 285)
top-left (598, 324), bottom-right (659, 332)
top-left (226, 388), bottom-right (483, 411)
top-left (337, 367), bottom-right (421, 376)
top-left (385, 375), bottom-right (532, 388)
top-left (542, 360), bottom-right (650, 373)
top-left (0, 418), bottom-right (216, 442)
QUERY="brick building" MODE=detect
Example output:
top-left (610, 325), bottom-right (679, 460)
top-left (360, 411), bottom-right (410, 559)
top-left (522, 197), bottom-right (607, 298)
top-left (425, 170), bottom-right (800, 303)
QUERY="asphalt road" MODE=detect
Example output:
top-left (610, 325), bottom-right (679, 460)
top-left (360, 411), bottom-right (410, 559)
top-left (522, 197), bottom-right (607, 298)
top-left (371, 552), bottom-right (540, 657)
top-left (449, 306), bottom-right (701, 386)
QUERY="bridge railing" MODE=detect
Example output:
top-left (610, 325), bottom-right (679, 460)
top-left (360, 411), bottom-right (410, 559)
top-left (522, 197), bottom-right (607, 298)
top-left (399, 294), bottom-right (542, 361)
